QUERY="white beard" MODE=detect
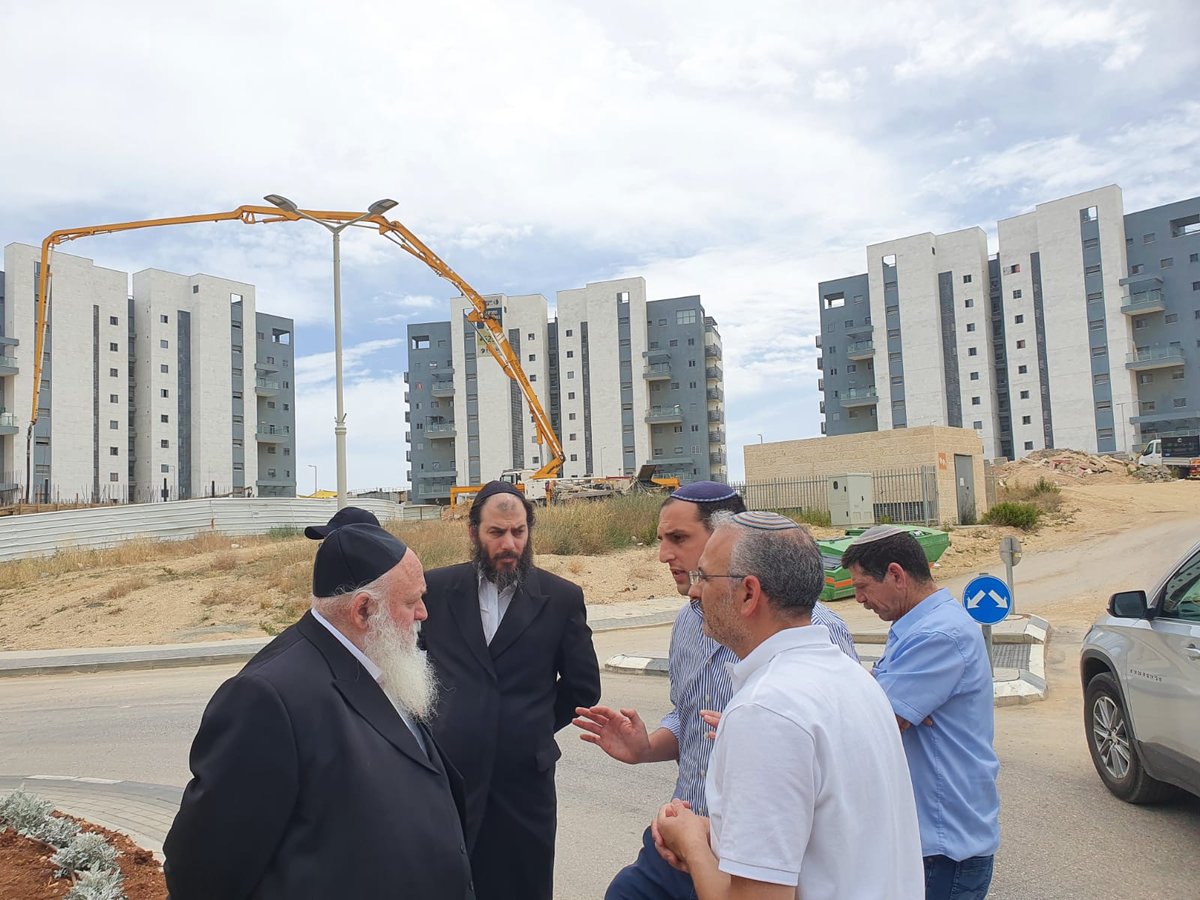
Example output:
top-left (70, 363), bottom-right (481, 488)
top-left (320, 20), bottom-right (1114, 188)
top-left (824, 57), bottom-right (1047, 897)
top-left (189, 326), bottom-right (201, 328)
top-left (362, 614), bottom-right (438, 723)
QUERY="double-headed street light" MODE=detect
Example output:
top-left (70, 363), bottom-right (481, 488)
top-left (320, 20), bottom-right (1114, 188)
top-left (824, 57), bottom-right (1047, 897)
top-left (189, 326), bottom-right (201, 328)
top-left (265, 194), bottom-right (397, 509)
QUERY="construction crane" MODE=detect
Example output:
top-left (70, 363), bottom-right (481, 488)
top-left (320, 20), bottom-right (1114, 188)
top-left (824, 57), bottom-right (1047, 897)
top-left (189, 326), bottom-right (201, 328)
top-left (25, 202), bottom-right (563, 502)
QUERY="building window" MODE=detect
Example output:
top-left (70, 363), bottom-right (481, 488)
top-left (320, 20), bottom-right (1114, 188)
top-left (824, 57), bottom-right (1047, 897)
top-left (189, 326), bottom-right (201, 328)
top-left (110, 472), bottom-right (120, 482)
top-left (1085, 265), bottom-right (1101, 276)
top-left (160, 439), bottom-right (170, 448)
top-left (1134, 318), bottom-right (1150, 330)
top-left (161, 314), bottom-right (169, 323)
top-left (1012, 290), bottom-right (1022, 299)
top-left (161, 464), bottom-right (170, 473)
top-left (161, 389), bottom-right (169, 398)
top-left (1014, 315), bottom-right (1024, 324)
top-left (1022, 415), bottom-right (1032, 425)
top-left (527, 354), bottom-right (536, 362)
top-left (1093, 374), bottom-right (1109, 385)
top-left (1091, 346), bottom-right (1107, 356)
top-left (565, 329), bottom-right (573, 337)
top-left (160, 339), bottom-right (169, 349)
top-left (964, 298), bottom-right (975, 309)
top-left (1161, 258), bottom-right (1174, 269)
top-left (161, 363), bottom-right (169, 373)
top-left (1089, 320), bottom-right (1104, 331)
top-left (567, 371), bottom-right (575, 380)
top-left (161, 414), bottom-right (169, 423)
top-left (566, 350), bottom-right (574, 358)
top-left (1144, 233), bottom-right (1156, 243)
top-left (968, 347), bottom-right (978, 356)
top-left (1139, 372), bottom-right (1154, 385)
top-left (1081, 207), bottom-right (1097, 223)
top-left (971, 397), bottom-right (981, 406)
top-left (570, 454), bottom-right (578, 462)
top-left (962, 274), bottom-right (972, 284)
top-left (267, 400), bottom-right (276, 409)
top-left (1086, 292), bottom-right (1103, 304)
top-left (527, 333), bottom-right (535, 341)
top-left (567, 391), bottom-right (575, 400)
top-left (1025, 441), bottom-right (1035, 450)
top-left (109, 367), bottom-right (118, 377)
top-left (1174, 397), bottom-right (1188, 408)
top-left (109, 393), bottom-right (119, 403)
top-left (1130, 264), bottom-right (1144, 275)
top-left (1020, 390), bottom-right (1030, 399)
top-left (109, 315), bottom-right (119, 326)
top-left (109, 446), bottom-right (119, 456)
top-left (1009, 263), bottom-right (1021, 274)
top-left (970, 372), bottom-right (980, 381)
top-left (1018, 365), bottom-right (1028, 374)
top-left (1165, 313), bottom-right (1179, 324)
top-left (109, 342), bottom-right (119, 352)
top-left (1016, 340), bottom-right (1026, 349)
top-left (973, 420), bottom-right (983, 429)
top-left (1141, 401), bottom-right (1157, 413)
top-left (109, 420), bottom-right (119, 429)
top-left (568, 412), bottom-right (576, 420)
top-left (676, 309), bottom-right (697, 325)
top-left (529, 374), bottom-right (537, 382)
top-left (966, 323), bottom-right (976, 332)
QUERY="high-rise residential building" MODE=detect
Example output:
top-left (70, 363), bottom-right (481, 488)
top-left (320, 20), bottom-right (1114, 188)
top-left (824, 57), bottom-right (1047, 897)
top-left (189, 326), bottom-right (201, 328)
top-left (1, 243), bottom-right (296, 503)
top-left (817, 186), bottom-right (1200, 459)
top-left (405, 277), bottom-right (726, 504)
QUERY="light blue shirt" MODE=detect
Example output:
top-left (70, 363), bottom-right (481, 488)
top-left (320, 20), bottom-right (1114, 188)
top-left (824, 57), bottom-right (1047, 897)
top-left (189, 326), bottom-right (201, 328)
top-left (661, 599), bottom-right (858, 815)
top-left (872, 588), bottom-right (1000, 861)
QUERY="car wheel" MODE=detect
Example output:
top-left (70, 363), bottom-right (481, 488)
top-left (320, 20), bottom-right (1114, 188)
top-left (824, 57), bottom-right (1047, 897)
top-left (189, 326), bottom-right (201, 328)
top-left (1084, 672), bottom-right (1171, 804)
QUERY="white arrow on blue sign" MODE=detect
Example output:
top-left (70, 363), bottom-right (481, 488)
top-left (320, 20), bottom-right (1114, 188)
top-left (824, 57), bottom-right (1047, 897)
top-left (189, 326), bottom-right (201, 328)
top-left (962, 574), bottom-right (1013, 626)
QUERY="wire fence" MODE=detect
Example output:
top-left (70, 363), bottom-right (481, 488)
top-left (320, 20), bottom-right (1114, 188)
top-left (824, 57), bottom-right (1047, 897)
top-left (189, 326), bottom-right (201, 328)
top-left (732, 465), bottom-right (939, 526)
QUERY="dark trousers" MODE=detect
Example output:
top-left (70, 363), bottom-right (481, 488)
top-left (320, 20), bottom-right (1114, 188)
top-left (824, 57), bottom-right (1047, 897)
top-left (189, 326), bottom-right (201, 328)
top-left (605, 826), bottom-right (698, 900)
top-left (924, 854), bottom-right (994, 900)
top-left (470, 786), bottom-right (555, 900)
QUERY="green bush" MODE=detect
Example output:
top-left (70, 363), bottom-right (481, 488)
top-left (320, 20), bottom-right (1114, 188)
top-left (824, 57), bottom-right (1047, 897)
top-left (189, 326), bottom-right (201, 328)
top-left (983, 501), bottom-right (1041, 531)
top-left (1031, 476), bottom-right (1060, 495)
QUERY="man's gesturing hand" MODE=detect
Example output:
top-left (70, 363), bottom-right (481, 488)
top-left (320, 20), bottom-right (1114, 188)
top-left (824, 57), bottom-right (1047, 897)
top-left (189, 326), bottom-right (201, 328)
top-left (573, 705), bottom-right (652, 764)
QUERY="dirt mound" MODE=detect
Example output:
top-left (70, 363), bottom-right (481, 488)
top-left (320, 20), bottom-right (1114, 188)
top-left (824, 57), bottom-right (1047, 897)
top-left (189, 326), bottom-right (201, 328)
top-left (994, 448), bottom-right (1135, 489)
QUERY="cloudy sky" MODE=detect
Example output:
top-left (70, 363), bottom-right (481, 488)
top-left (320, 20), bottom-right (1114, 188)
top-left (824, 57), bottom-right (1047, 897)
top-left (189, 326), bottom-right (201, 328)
top-left (4, 0), bottom-right (1198, 488)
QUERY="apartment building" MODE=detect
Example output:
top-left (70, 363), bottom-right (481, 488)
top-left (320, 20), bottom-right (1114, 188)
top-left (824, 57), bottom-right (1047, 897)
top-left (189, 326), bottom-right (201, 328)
top-left (405, 278), bottom-right (726, 504)
top-left (1, 243), bottom-right (296, 503)
top-left (818, 185), bottom-right (1200, 459)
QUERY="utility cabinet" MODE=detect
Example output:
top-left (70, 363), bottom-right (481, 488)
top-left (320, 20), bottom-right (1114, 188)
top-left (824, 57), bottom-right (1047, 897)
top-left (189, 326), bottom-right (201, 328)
top-left (827, 474), bottom-right (874, 527)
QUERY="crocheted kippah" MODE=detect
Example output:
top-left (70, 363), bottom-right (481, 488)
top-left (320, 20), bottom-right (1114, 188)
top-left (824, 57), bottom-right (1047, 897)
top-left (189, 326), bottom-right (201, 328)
top-left (729, 510), bottom-right (800, 531)
top-left (670, 481), bottom-right (740, 503)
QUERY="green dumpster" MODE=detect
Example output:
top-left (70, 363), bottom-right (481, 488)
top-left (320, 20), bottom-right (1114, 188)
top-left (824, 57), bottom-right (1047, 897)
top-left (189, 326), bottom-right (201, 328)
top-left (817, 525), bottom-right (950, 602)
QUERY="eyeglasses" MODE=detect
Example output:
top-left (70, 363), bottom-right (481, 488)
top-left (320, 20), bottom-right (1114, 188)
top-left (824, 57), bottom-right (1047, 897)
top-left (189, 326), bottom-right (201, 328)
top-left (688, 570), bottom-right (747, 588)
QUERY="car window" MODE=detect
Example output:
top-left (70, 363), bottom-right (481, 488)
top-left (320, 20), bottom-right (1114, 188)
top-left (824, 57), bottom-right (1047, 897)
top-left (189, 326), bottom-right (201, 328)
top-left (1161, 550), bottom-right (1200, 623)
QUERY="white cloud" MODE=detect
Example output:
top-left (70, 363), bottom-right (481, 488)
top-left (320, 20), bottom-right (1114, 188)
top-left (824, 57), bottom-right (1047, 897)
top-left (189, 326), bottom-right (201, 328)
top-left (294, 338), bottom-right (405, 389)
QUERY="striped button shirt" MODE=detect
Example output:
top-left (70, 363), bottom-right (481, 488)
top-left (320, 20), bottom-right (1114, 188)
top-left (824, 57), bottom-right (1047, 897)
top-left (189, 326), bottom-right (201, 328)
top-left (660, 600), bottom-right (858, 814)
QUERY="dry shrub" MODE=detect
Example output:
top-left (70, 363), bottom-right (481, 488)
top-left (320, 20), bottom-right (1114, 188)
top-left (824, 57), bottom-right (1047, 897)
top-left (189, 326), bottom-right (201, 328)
top-left (201, 584), bottom-right (243, 607)
top-left (211, 552), bottom-right (238, 572)
top-left (97, 576), bottom-right (150, 603)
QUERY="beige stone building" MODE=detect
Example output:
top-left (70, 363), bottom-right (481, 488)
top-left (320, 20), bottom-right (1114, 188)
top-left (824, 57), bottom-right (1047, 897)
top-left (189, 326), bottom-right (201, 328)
top-left (743, 425), bottom-right (989, 525)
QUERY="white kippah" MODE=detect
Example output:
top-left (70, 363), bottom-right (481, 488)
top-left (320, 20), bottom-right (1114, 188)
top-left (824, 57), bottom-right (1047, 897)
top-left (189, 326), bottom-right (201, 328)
top-left (849, 524), bottom-right (907, 545)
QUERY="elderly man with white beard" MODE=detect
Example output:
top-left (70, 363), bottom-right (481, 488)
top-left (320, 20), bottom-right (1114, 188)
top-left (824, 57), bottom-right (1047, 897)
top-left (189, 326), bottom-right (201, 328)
top-left (164, 524), bottom-right (476, 900)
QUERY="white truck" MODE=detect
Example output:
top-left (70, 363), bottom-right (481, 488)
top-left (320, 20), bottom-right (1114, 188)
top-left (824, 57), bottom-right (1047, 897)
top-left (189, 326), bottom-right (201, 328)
top-left (1137, 435), bottom-right (1200, 477)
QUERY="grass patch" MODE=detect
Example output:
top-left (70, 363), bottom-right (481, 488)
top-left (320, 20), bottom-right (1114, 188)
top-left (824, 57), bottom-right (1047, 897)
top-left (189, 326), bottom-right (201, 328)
top-left (998, 476), bottom-right (1062, 517)
top-left (268, 526), bottom-right (303, 541)
top-left (768, 507), bottom-right (832, 527)
top-left (96, 576), bottom-right (150, 603)
top-left (982, 501), bottom-right (1041, 531)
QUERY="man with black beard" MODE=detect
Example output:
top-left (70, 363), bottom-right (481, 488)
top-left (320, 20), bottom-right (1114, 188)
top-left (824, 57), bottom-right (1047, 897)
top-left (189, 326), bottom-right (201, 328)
top-left (422, 481), bottom-right (601, 900)
top-left (165, 524), bottom-right (474, 899)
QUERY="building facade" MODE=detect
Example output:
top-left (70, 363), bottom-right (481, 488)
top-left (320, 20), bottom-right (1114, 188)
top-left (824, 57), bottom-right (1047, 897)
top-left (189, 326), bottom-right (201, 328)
top-left (405, 278), bottom-right (726, 504)
top-left (1, 243), bottom-right (296, 503)
top-left (818, 186), bottom-right (1200, 459)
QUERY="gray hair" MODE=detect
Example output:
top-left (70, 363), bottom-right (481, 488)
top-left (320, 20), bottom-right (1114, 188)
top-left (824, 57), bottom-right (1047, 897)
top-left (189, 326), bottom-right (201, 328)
top-left (712, 512), bottom-right (824, 615)
top-left (310, 570), bottom-right (389, 620)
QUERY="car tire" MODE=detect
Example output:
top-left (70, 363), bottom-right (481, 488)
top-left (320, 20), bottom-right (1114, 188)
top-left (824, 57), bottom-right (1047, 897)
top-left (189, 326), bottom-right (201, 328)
top-left (1084, 672), bottom-right (1171, 804)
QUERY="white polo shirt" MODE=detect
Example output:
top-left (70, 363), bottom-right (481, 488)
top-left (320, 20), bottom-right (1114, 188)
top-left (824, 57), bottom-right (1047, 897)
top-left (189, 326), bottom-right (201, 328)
top-left (707, 624), bottom-right (923, 898)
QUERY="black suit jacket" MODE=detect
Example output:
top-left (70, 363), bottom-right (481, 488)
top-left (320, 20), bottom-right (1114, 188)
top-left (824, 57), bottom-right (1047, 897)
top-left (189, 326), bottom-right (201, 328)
top-left (422, 563), bottom-right (601, 849)
top-left (164, 611), bottom-right (474, 900)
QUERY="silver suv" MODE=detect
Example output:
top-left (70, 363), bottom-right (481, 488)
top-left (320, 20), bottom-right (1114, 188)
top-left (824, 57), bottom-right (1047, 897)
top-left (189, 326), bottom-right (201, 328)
top-left (1080, 539), bottom-right (1200, 803)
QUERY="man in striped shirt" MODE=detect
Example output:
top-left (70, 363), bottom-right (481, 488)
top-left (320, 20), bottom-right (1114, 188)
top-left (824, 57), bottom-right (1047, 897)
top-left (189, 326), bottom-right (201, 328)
top-left (573, 482), bottom-right (858, 900)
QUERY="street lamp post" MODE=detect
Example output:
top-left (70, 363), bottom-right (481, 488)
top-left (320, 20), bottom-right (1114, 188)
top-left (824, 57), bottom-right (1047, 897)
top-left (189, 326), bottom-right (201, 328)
top-left (307, 464), bottom-right (318, 496)
top-left (265, 194), bottom-right (397, 509)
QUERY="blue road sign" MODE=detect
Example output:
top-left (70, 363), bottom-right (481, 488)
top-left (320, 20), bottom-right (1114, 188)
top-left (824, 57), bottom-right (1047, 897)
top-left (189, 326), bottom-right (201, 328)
top-left (962, 574), bottom-right (1013, 626)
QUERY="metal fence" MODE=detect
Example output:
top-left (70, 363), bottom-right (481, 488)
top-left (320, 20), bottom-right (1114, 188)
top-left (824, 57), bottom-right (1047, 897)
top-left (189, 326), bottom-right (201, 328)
top-left (732, 466), bottom-right (939, 526)
top-left (0, 497), bottom-right (434, 562)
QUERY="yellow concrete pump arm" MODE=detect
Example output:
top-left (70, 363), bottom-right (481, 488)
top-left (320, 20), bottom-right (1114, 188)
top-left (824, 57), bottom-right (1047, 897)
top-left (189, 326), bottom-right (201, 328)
top-left (26, 203), bottom-right (564, 501)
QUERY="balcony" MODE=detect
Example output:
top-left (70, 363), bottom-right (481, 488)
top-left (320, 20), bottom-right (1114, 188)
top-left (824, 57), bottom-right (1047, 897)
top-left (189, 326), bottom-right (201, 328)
top-left (645, 454), bottom-right (694, 466)
top-left (705, 365), bottom-right (723, 381)
top-left (1126, 346), bottom-right (1185, 371)
top-left (708, 430), bottom-right (725, 444)
top-left (255, 360), bottom-right (279, 374)
top-left (1120, 290), bottom-right (1167, 315)
top-left (846, 340), bottom-right (875, 360)
top-left (846, 322), bottom-right (874, 337)
top-left (706, 387), bottom-right (724, 402)
top-left (0, 412), bottom-right (17, 435)
top-left (645, 405), bottom-right (684, 424)
top-left (814, 334), bottom-right (822, 348)
top-left (427, 422), bottom-right (457, 439)
top-left (420, 469), bottom-right (458, 480)
top-left (842, 387), bottom-right (879, 408)
top-left (255, 377), bottom-right (281, 396)
top-left (817, 377), bottom-right (824, 391)
top-left (431, 364), bottom-right (455, 377)
top-left (707, 409), bottom-right (723, 423)
top-left (431, 379), bottom-right (455, 397)
top-left (256, 424), bottom-right (290, 443)
top-left (710, 451), bottom-right (726, 465)
top-left (704, 344), bottom-right (722, 360)
top-left (0, 353), bottom-right (17, 376)
top-left (643, 363), bottom-right (672, 381)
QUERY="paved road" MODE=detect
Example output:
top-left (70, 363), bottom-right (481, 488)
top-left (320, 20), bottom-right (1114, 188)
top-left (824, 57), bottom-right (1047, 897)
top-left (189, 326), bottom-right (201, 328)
top-left (2, 621), bottom-right (1198, 898)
